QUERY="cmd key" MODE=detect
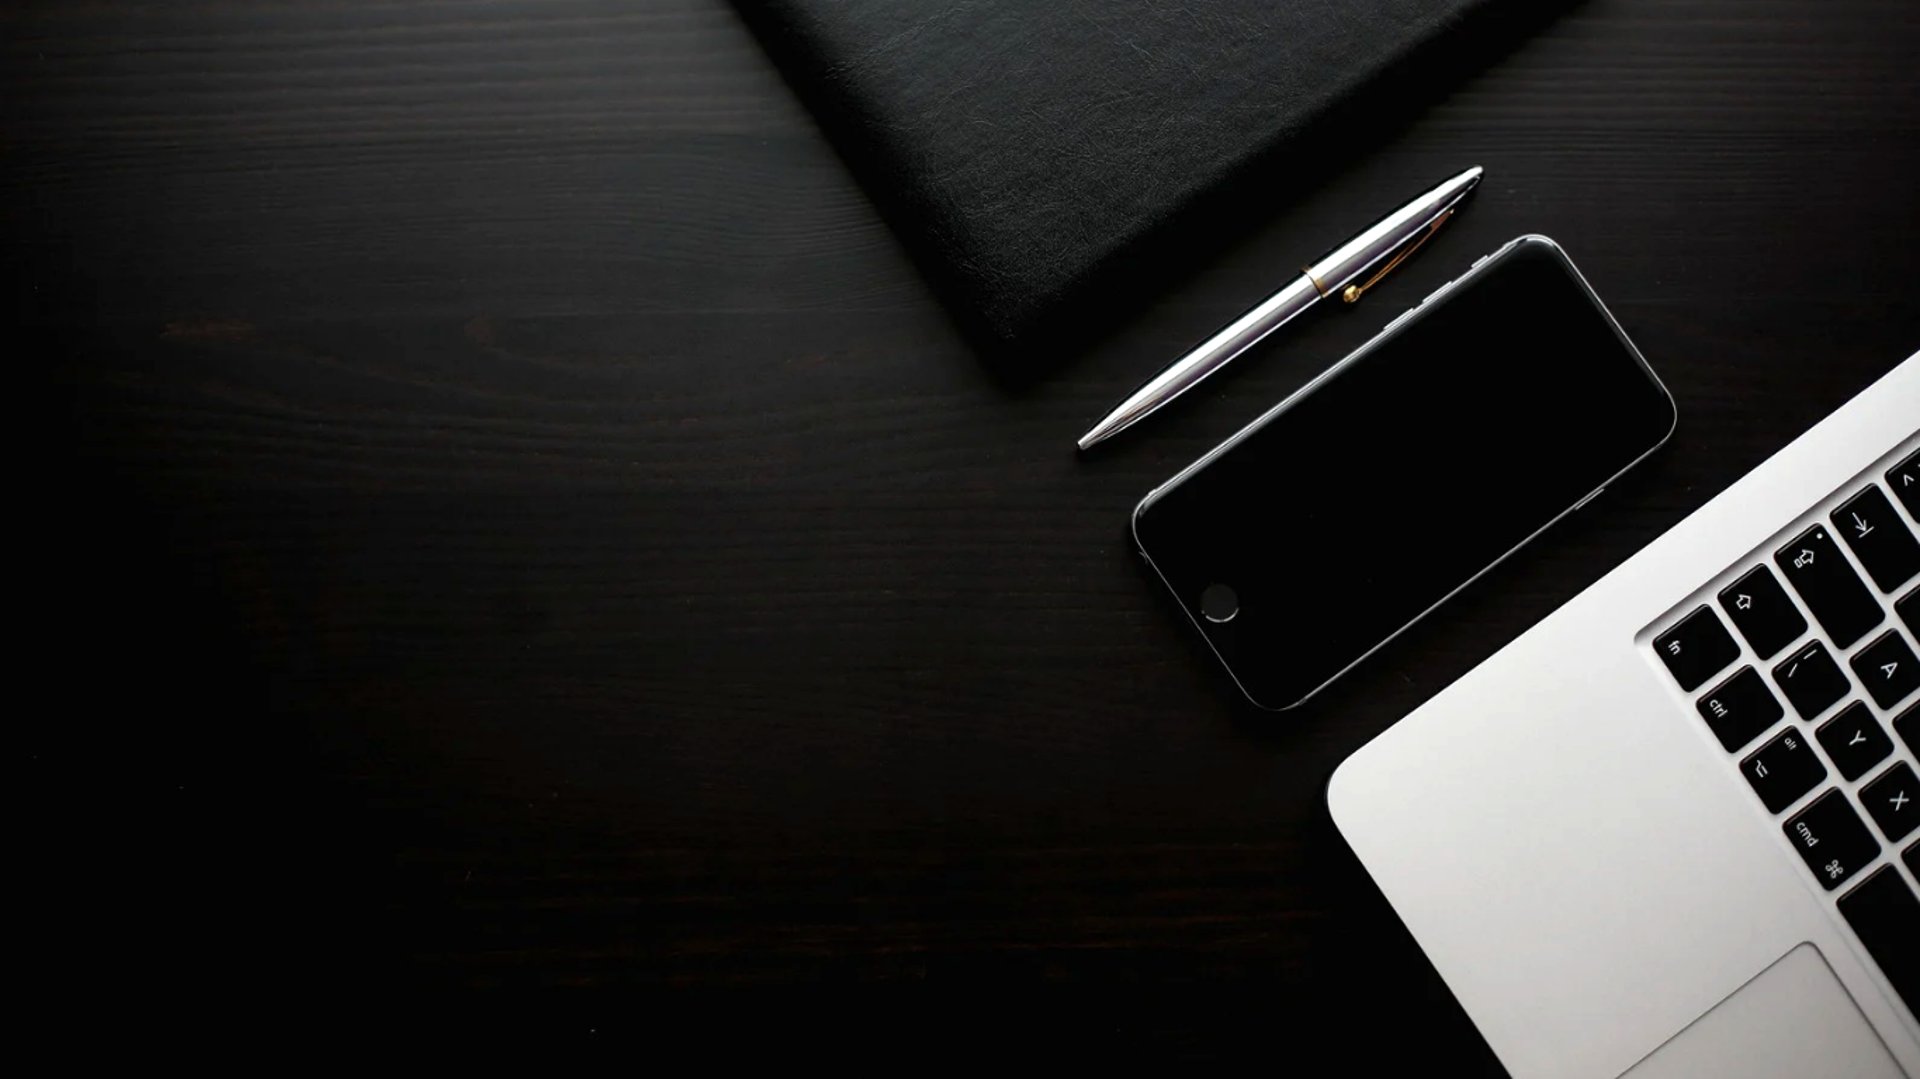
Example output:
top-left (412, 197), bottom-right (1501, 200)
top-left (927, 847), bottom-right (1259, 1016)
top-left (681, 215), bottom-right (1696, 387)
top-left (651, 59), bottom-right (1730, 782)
top-left (1782, 789), bottom-right (1880, 891)
top-left (1776, 524), bottom-right (1883, 648)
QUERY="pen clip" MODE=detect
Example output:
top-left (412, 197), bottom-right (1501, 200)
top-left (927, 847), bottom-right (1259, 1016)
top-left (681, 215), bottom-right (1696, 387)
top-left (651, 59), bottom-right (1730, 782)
top-left (1340, 208), bottom-right (1455, 304)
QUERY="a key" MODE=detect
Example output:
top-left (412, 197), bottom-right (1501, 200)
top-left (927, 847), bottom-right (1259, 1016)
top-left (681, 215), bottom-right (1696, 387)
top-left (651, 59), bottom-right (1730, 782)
top-left (1838, 866), bottom-right (1920, 1015)
top-left (1697, 667), bottom-right (1784, 752)
top-left (1849, 631), bottom-right (1920, 710)
top-left (1833, 485), bottom-right (1920, 591)
top-left (1740, 728), bottom-right (1827, 813)
top-left (1654, 605), bottom-right (1739, 691)
top-left (1776, 524), bottom-right (1884, 648)
top-left (1815, 702), bottom-right (1894, 781)
top-left (1890, 447), bottom-right (1919, 518)
top-left (1861, 761), bottom-right (1919, 843)
top-left (1781, 789), bottom-right (1880, 891)
top-left (1772, 640), bottom-right (1851, 721)
top-left (1899, 588), bottom-right (1915, 636)
top-left (1717, 566), bottom-right (1806, 660)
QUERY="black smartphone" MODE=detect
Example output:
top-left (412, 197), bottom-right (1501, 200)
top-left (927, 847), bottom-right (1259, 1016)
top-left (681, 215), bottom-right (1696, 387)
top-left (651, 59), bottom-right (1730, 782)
top-left (1132, 235), bottom-right (1676, 710)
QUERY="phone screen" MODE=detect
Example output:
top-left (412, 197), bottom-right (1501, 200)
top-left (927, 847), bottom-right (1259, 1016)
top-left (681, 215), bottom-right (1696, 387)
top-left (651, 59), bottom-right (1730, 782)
top-left (1132, 237), bottom-right (1676, 710)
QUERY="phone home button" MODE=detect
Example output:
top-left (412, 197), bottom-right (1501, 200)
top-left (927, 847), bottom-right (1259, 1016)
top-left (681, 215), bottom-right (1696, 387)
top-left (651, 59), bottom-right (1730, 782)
top-left (1200, 584), bottom-right (1239, 623)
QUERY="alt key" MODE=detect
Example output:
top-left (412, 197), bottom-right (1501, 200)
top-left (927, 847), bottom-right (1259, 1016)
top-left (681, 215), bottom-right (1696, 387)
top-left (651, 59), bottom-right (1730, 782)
top-left (1740, 727), bottom-right (1827, 813)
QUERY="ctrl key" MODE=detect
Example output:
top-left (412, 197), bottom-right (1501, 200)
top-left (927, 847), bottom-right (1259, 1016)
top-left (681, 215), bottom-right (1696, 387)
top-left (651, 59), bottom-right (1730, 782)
top-left (1782, 789), bottom-right (1880, 891)
top-left (1838, 867), bottom-right (1920, 1016)
top-left (1697, 666), bottom-right (1783, 752)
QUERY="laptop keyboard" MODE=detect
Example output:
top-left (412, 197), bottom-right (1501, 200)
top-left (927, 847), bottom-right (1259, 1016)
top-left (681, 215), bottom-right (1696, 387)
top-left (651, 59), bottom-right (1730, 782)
top-left (1651, 443), bottom-right (1920, 1016)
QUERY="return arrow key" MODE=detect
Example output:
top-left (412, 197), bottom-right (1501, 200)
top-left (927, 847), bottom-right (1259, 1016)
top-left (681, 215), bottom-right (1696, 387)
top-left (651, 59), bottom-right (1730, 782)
top-left (1777, 524), bottom-right (1884, 648)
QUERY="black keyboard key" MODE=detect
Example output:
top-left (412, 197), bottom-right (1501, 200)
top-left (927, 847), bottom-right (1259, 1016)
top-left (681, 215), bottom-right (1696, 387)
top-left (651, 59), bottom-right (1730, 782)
top-left (1899, 702), bottom-right (1916, 752)
top-left (1900, 588), bottom-right (1916, 636)
top-left (1907, 841), bottom-right (1918, 879)
top-left (1772, 640), bottom-right (1851, 721)
top-left (1862, 761), bottom-right (1920, 843)
top-left (1891, 447), bottom-right (1920, 518)
top-left (1782, 789), bottom-right (1880, 891)
top-left (1740, 728), bottom-right (1827, 813)
top-left (1850, 631), bottom-right (1920, 710)
top-left (1776, 524), bottom-right (1885, 648)
top-left (1838, 866), bottom-right (1920, 1015)
top-left (1816, 702), bottom-right (1895, 781)
top-left (1833, 485), bottom-right (1920, 592)
top-left (1697, 667), bottom-right (1784, 752)
top-left (1655, 605), bottom-right (1739, 691)
top-left (1717, 566), bottom-right (1806, 660)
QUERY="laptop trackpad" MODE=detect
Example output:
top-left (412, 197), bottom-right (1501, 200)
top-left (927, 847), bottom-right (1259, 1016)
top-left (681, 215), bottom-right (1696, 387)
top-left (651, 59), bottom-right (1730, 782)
top-left (1619, 942), bottom-right (1904, 1079)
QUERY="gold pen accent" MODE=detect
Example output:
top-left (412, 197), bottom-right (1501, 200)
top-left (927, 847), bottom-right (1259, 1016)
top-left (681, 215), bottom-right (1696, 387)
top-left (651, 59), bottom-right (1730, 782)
top-left (1341, 207), bottom-right (1456, 304)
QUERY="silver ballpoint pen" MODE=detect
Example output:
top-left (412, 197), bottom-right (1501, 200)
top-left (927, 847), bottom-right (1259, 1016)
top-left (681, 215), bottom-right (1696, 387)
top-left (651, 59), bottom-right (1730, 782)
top-left (1077, 165), bottom-right (1484, 451)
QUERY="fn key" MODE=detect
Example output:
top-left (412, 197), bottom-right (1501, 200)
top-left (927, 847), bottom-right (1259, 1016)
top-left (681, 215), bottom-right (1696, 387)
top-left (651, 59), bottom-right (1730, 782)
top-left (1655, 606), bottom-right (1740, 691)
top-left (1838, 867), bottom-right (1920, 1016)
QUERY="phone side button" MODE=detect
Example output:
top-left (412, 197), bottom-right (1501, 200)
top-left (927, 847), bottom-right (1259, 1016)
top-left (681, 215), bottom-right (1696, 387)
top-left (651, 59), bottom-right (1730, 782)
top-left (1379, 308), bottom-right (1418, 336)
top-left (1573, 487), bottom-right (1606, 511)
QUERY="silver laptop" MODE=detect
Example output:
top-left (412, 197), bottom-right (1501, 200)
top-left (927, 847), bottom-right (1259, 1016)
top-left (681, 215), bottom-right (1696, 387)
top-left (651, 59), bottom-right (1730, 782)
top-left (1330, 352), bottom-right (1919, 1078)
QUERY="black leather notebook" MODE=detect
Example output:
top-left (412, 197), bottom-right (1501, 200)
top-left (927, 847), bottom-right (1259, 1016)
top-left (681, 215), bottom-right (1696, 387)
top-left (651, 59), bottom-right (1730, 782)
top-left (733, 0), bottom-right (1556, 355)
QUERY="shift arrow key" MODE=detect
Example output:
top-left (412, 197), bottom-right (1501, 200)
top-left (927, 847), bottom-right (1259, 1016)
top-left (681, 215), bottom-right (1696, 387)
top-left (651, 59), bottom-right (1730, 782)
top-left (1719, 566), bottom-right (1806, 660)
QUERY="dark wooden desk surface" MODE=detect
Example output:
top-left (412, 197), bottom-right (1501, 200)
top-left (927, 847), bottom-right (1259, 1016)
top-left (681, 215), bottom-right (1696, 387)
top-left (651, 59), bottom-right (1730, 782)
top-left (21, 0), bottom-right (1920, 1059)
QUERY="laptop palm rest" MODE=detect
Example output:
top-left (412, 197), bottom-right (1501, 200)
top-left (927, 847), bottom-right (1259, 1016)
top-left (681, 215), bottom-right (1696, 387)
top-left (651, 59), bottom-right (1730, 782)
top-left (1618, 942), bottom-right (1905, 1079)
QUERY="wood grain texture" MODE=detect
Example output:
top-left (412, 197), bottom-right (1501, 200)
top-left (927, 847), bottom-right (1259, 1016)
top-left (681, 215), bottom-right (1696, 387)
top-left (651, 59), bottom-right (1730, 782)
top-left (19, 0), bottom-right (1920, 1062)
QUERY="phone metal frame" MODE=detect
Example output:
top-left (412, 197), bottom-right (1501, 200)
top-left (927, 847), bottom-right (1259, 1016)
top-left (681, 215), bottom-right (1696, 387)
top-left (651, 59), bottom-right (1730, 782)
top-left (1131, 234), bottom-right (1679, 711)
